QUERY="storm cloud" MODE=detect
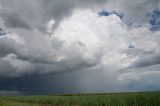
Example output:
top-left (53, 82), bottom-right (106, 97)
top-left (0, 0), bottom-right (160, 94)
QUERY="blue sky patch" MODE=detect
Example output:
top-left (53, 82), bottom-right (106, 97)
top-left (148, 9), bottom-right (160, 31)
top-left (98, 10), bottom-right (133, 27)
top-left (98, 10), bottom-right (110, 16)
top-left (128, 42), bottom-right (135, 49)
top-left (98, 10), bottom-right (124, 19)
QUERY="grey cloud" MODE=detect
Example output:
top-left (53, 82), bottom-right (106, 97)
top-left (0, 53), bottom-right (36, 77)
top-left (0, 7), bottom-right (105, 77)
top-left (0, 11), bottom-right (32, 30)
top-left (132, 53), bottom-right (160, 68)
top-left (0, 37), bottom-right (22, 57)
top-left (40, 0), bottom-right (108, 32)
top-left (106, 0), bottom-right (160, 25)
top-left (0, 28), bottom-right (7, 36)
top-left (0, 0), bottom-right (159, 32)
top-left (0, 58), bottom-right (14, 77)
top-left (0, 0), bottom-right (160, 94)
top-left (0, 66), bottom-right (124, 94)
top-left (0, 0), bottom-right (108, 32)
top-left (121, 65), bottom-right (160, 91)
top-left (0, 32), bottom-right (101, 77)
top-left (123, 47), bottom-right (160, 70)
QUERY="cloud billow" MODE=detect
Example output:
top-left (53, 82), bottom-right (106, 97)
top-left (0, 0), bottom-right (160, 94)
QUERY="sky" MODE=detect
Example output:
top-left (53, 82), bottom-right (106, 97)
top-left (0, 0), bottom-right (160, 95)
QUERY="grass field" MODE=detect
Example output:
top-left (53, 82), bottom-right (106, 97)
top-left (0, 92), bottom-right (160, 106)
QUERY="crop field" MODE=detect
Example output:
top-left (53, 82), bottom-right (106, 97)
top-left (0, 92), bottom-right (160, 106)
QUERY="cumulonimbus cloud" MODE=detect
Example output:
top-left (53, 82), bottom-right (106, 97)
top-left (0, 0), bottom-right (159, 85)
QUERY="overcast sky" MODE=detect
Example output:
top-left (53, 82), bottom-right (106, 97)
top-left (0, 0), bottom-right (160, 95)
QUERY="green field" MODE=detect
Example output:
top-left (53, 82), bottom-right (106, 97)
top-left (0, 92), bottom-right (160, 106)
